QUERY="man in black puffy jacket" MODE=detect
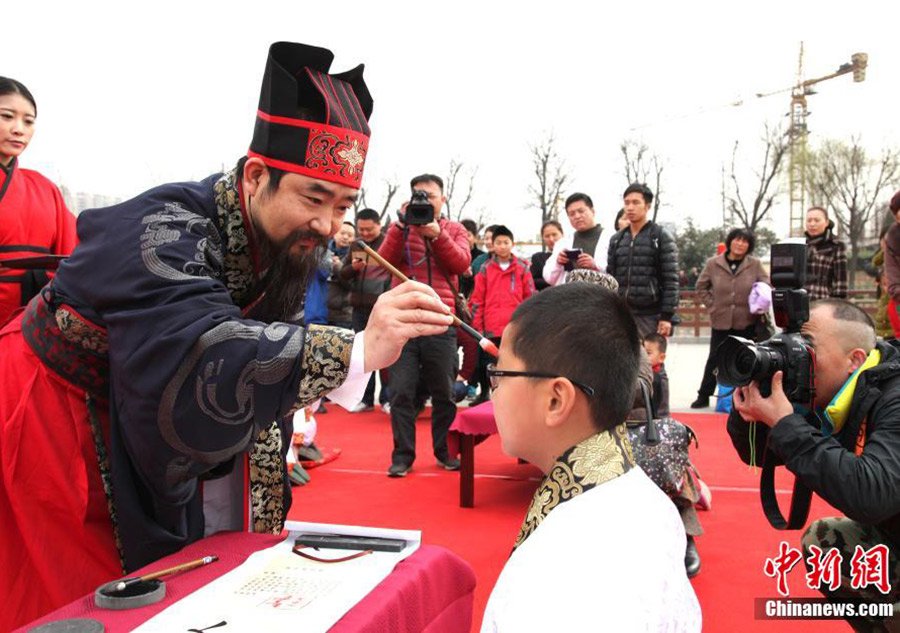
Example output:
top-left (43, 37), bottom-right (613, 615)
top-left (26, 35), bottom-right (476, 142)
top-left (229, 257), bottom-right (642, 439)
top-left (606, 183), bottom-right (679, 337)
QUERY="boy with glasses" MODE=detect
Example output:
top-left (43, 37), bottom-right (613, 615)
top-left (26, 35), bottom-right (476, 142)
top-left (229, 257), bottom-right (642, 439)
top-left (481, 283), bottom-right (700, 632)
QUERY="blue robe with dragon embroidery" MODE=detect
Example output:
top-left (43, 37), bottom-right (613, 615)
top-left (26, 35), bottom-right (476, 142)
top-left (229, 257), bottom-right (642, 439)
top-left (46, 172), bottom-right (350, 571)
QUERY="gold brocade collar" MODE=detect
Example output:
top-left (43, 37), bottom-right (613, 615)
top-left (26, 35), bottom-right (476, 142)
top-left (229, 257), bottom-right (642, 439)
top-left (513, 424), bottom-right (636, 550)
top-left (212, 169), bottom-right (264, 309)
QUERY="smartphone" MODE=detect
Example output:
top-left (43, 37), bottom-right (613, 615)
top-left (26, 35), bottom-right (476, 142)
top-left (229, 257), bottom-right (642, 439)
top-left (294, 533), bottom-right (407, 553)
top-left (563, 249), bottom-right (583, 271)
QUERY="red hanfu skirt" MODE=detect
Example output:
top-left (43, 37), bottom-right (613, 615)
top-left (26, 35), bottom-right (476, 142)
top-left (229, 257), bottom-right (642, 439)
top-left (0, 314), bottom-right (119, 631)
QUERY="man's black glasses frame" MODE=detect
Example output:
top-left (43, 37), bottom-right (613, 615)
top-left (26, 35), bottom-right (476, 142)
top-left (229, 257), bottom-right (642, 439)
top-left (486, 364), bottom-right (595, 397)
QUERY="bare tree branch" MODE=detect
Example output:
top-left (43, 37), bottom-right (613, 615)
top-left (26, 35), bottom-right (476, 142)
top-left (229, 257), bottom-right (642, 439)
top-left (379, 181), bottom-right (399, 221)
top-left (809, 137), bottom-right (900, 288)
top-left (444, 159), bottom-right (478, 221)
top-left (726, 123), bottom-right (788, 232)
top-left (528, 133), bottom-right (569, 224)
top-left (621, 139), bottom-right (665, 222)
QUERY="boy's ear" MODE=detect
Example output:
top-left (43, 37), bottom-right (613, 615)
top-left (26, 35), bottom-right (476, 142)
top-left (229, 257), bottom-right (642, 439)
top-left (659, 352), bottom-right (667, 362)
top-left (545, 378), bottom-right (577, 430)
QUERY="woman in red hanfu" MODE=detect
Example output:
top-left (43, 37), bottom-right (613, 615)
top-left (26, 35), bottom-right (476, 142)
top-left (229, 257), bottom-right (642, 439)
top-left (0, 77), bottom-right (77, 325)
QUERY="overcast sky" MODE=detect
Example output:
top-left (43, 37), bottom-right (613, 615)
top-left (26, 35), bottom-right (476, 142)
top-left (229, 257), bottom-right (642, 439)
top-left (8, 0), bottom-right (900, 243)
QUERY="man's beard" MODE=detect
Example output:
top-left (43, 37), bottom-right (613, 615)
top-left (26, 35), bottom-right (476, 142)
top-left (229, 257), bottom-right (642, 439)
top-left (248, 227), bottom-right (329, 323)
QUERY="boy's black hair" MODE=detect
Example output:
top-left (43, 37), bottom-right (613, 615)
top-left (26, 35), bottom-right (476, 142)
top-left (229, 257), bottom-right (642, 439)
top-left (509, 284), bottom-right (640, 431)
top-left (643, 332), bottom-right (668, 354)
top-left (623, 183), bottom-right (654, 205)
top-left (491, 225), bottom-right (514, 242)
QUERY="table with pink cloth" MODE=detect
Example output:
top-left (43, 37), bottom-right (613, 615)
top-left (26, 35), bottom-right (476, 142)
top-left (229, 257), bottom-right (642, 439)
top-left (17, 531), bottom-right (476, 633)
top-left (449, 401), bottom-right (499, 508)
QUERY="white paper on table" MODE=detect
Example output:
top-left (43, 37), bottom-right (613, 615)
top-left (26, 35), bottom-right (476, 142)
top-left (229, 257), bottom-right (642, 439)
top-left (132, 521), bottom-right (421, 633)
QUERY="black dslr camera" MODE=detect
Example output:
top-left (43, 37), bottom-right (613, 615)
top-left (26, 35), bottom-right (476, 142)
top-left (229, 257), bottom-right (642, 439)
top-left (400, 190), bottom-right (435, 226)
top-left (716, 242), bottom-right (816, 405)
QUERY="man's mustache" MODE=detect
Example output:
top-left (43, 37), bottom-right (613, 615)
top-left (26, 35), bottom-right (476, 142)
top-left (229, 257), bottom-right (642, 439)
top-left (280, 230), bottom-right (329, 252)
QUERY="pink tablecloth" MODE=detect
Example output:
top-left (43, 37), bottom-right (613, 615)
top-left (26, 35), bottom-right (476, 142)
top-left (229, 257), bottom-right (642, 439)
top-left (17, 532), bottom-right (475, 633)
top-left (450, 401), bottom-right (497, 436)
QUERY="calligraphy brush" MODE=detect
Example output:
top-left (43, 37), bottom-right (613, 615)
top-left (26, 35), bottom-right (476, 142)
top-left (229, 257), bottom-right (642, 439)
top-left (355, 240), bottom-right (499, 359)
top-left (114, 555), bottom-right (219, 592)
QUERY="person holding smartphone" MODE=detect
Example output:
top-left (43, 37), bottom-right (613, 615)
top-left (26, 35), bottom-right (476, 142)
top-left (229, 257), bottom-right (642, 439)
top-left (542, 192), bottom-right (611, 286)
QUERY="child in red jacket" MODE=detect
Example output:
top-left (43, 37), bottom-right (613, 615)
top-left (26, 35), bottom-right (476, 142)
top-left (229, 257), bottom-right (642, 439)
top-left (470, 225), bottom-right (536, 342)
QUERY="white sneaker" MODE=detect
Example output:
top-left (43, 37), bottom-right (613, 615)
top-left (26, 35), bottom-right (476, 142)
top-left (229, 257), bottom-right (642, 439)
top-left (381, 402), bottom-right (391, 415)
top-left (350, 402), bottom-right (374, 413)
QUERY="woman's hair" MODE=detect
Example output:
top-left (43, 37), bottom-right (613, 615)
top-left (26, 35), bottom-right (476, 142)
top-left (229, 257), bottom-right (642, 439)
top-left (540, 219), bottom-right (563, 236)
top-left (0, 77), bottom-right (37, 116)
top-left (725, 227), bottom-right (755, 255)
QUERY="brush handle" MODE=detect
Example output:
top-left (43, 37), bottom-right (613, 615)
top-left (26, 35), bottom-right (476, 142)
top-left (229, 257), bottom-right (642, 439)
top-left (114, 555), bottom-right (218, 591)
top-left (356, 241), bottom-right (498, 359)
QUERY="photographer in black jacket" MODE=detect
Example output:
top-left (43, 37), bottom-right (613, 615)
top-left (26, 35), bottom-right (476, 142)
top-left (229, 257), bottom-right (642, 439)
top-left (728, 299), bottom-right (900, 631)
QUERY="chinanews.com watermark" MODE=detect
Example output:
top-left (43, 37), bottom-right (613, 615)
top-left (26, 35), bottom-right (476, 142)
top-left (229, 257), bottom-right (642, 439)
top-left (755, 598), bottom-right (893, 620)
top-left (756, 541), bottom-right (895, 621)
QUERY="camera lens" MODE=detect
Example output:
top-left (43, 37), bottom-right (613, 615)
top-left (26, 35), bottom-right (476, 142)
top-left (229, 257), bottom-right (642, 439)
top-left (715, 336), bottom-right (761, 387)
top-left (734, 347), bottom-right (758, 377)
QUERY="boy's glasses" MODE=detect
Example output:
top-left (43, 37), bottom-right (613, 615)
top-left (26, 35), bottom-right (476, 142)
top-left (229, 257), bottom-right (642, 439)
top-left (486, 364), bottom-right (595, 397)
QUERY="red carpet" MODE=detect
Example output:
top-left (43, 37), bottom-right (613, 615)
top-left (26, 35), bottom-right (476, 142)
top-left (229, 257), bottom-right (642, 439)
top-left (288, 407), bottom-right (852, 632)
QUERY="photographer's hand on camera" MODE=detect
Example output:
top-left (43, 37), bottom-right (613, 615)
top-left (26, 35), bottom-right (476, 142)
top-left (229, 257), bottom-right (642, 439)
top-left (415, 221), bottom-right (441, 240)
top-left (733, 371), bottom-right (795, 428)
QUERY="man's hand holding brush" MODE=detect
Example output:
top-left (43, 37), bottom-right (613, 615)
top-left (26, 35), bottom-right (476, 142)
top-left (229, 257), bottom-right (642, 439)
top-left (364, 280), bottom-right (455, 372)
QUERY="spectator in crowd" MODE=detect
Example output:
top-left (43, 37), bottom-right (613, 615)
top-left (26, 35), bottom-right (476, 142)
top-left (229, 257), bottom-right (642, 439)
top-left (729, 300), bottom-right (900, 632)
top-left (607, 183), bottom-right (680, 337)
top-left (0, 77), bottom-right (77, 326)
top-left (643, 332), bottom-right (670, 418)
top-left (470, 225), bottom-right (536, 349)
top-left (379, 174), bottom-right (471, 477)
top-left (326, 221), bottom-right (355, 329)
top-left (691, 228), bottom-right (769, 409)
top-left (870, 226), bottom-right (892, 339)
top-left (303, 244), bottom-right (332, 326)
top-left (679, 268), bottom-right (689, 288)
top-left (614, 207), bottom-right (629, 231)
top-left (481, 283), bottom-right (701, 632)
top-left (459, 219), bottom-right (483, 297)
top-left (453, 219), bottom-right (485, 402)
top-left (529, 219), bottom-right (563, 292)
top-left (543, 192), bottom-right (611, 286)
top-left (687, 266), bottom-right (700, 288)
top-left (805, 206), bottom-right (848, 301)
top-left (341, 209), bottom-right (393, 412)
top-left (471, 224), bottom-right (498, 275)
top-left (882, 191), bottom-right (900, 338)
top-left (467, 224), bottom-right (500, 404)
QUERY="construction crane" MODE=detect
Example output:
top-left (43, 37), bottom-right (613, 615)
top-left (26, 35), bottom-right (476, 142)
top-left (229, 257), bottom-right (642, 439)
top-left (630, 45), bottom-right (868, 236)
top-left (755, 44), bottom-right (868, 236)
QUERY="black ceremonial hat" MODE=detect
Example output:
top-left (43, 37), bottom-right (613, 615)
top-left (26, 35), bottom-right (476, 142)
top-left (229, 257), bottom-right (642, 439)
top-left (248, 42), bottom-right (373, 188)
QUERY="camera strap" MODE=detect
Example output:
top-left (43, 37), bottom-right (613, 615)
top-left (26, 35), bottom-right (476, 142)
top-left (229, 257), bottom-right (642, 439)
top-left (759, 454), bottom-right (812, 530)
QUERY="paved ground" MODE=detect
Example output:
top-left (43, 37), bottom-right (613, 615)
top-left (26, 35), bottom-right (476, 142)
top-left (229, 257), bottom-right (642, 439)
top-left (666, 339), bottom-right (716, 413)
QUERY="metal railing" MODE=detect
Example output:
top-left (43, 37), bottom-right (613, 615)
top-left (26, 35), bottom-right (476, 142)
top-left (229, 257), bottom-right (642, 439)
top-left (675, 289), bottom-right (879, 338)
